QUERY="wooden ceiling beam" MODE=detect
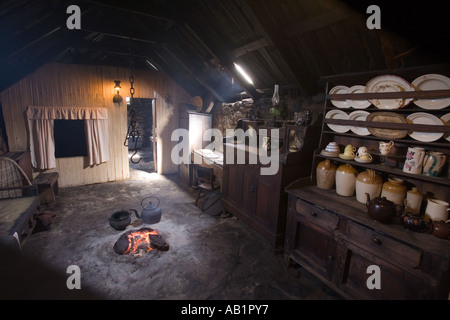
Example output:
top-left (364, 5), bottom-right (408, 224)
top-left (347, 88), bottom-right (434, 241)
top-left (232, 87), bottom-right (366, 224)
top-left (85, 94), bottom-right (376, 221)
top-left (284, 6), bottom-right (354, 38)
top-left (232, 38), bottom-right (269, 58)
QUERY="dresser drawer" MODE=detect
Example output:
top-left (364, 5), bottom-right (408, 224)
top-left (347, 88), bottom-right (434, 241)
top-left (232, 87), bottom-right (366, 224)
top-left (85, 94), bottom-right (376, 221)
top-left (295, 199), bottom-right (339, 231)
top-left (345, 221), bottom-right (422, 269)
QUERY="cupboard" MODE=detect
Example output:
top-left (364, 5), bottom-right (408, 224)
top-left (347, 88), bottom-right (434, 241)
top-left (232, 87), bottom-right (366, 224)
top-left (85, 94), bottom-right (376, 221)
top-left (285, 65), bottom-right (450, 299)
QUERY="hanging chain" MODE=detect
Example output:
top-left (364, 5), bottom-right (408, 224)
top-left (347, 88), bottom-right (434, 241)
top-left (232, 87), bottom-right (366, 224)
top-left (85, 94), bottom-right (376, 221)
top-left (125, 50), bottom-right (140, 164)
top-left (129, 51), bottom-right (135, 105)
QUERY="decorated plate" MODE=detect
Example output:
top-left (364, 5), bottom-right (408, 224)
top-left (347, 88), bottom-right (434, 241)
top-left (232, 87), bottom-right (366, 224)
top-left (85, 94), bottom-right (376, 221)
top-left (440, 113), bottom-right (450, 142)
top-left (406, 112), bottom-right (444, 142)
top-left (348, 110), bottom-right (371, 136)
top-left (411, 74), bottom-right (450, 109)
top-left (366, 112), bottom-right (408, 139)
top-left (365, 75), bottom-right (414, 109)
top-left (329, 85), bottom-right (350, 108)
top-left (325, 110), bottom-right (349, 133)
top-left (346, 85), bottom-right (371, 109)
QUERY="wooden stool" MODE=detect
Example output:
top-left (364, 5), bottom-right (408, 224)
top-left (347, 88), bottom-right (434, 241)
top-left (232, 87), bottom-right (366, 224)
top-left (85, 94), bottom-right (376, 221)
top-left (31, 172), bottom-right (59, 204)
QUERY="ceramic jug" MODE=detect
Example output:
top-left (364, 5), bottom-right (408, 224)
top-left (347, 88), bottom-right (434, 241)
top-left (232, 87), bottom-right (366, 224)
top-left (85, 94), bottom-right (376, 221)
top-left (404, 187), bottom-right (423, 214)
top-left (335, 164), bottom-right (358, 197)
top-left (425, 198), bottom-right (450, 222)
top-left (422, 151), bottom-right (447, 177)
top-left (355, 169), bottom-right (382, 204)
top-left (379, 141), bottom-right (394, 156)
top-left (403, 147), bottom-right (426, 174)
top-left (381, 177), bottom-right (407, 207)
top-left (316, 159), bottom-right (337, 189)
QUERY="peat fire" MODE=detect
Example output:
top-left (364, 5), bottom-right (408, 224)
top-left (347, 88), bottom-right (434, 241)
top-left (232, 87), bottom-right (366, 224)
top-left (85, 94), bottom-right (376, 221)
top-left (113, 227), bottom-right (169, 256)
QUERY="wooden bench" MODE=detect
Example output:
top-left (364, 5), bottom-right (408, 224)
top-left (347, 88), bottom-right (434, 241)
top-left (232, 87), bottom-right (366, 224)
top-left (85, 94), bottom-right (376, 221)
top-left (31, 172), bottom-right (59, 205)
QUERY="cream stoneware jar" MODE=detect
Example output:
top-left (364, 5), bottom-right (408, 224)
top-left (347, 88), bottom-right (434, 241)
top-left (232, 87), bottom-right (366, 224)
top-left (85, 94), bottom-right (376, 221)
top-left (335, 164), bottom-right (358, 197)
top-left (381, 178), bottom-right (407, 207)
top-left (355, 169), bottom-right (382, 204)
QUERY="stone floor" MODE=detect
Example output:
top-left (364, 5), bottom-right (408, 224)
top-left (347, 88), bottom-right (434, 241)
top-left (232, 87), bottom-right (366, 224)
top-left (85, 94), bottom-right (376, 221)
top-left (1, 148), bottom-right (343, 301)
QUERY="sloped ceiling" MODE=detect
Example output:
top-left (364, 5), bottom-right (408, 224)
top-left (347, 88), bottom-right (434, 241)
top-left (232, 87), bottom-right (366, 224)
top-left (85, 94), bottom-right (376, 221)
top-left (1, 0), bottom-right (449, 103)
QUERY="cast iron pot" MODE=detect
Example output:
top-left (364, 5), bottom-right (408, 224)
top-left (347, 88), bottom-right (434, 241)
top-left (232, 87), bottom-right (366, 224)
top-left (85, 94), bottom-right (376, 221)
top-left (109, 209), bottom-right (138, 230)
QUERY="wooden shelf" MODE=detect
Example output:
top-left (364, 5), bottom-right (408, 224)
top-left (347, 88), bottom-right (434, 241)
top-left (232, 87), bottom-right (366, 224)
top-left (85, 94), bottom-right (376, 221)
top-left (324, 118), bottom-right (450, 133)
top-left (328, 89), bottom-right (450, 100)
top-left (315, 153), bottom-right (450, 187)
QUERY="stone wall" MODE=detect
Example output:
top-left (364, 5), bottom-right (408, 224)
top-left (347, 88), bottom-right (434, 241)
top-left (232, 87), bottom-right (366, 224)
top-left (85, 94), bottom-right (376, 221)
top-left (212, 93), bottom-right (325, 136)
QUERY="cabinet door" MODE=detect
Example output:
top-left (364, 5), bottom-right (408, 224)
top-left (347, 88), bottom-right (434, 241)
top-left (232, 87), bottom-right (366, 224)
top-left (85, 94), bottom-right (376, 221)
top-left (241, 164), bottom-right (258, 216)
top-left (285, 208), bottom-right (337, 281)
top-left (222, 164), bottom-right (244, 208)
top-left (254, 171), bottom-right (278, 226)
top-left (334, 240), bottom-right (433, 300)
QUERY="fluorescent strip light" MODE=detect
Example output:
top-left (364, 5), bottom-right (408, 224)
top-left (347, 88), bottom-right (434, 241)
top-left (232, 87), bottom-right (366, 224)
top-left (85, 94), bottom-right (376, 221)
top-left (234, 62), bottom-right (254, 85)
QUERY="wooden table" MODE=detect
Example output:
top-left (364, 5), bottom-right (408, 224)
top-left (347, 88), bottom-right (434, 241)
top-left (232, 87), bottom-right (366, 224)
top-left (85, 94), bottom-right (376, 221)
top-left (191, 149), bottom-right (223, 186)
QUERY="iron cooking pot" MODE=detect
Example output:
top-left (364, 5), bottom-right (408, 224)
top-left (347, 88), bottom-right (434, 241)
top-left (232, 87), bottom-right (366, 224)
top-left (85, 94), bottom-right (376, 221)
top-left (109, 209), bottom-right (138, 230)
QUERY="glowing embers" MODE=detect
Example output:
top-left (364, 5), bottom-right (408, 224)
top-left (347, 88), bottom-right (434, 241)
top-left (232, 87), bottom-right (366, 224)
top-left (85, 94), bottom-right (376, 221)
top-left (113, 227), bottom-right (169, 256)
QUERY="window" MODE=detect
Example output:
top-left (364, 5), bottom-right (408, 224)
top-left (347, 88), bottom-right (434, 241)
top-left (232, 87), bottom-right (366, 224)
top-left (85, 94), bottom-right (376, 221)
top-left (54, 119), bottom-right (87, 158)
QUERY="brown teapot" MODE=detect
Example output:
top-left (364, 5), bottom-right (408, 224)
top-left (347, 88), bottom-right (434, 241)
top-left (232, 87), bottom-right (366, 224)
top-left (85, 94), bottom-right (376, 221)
top-left (366, 193), bottom-right (402, 224)
top-left (431, 220), bottom-right (450, 240)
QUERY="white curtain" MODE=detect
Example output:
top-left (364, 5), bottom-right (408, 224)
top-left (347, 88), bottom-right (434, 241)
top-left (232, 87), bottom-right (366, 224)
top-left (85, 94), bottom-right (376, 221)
top-left (26, 106), bottom-right (109, 169)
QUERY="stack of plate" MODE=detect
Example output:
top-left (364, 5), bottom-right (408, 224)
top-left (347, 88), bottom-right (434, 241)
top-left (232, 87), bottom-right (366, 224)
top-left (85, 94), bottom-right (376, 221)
top-left (348, 110), bottom-right (370, 136)
top-left (329, 85), bottom-right (371, 109)
top-left (411, 74), bottom-right (450, 109)
top-left (440, 113), bottom-right (450, 142)
top-left (365, 75), bottom-right (414, 109)
top-left (325, 110), bottom-right (349, 133)
top-left (329, 86), bottom-right (350, 108)
top-left (406, 112), bottom-right (444, 142)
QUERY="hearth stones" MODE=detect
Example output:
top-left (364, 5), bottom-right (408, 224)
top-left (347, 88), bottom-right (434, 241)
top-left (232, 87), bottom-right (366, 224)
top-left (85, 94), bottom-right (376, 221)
top-left (113, 227), bottom-right (169, 255)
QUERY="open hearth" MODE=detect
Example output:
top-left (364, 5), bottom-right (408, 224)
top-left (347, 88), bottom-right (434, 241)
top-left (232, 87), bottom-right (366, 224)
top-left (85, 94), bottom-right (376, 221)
top-left (113, 227), bottom-right (169, 256)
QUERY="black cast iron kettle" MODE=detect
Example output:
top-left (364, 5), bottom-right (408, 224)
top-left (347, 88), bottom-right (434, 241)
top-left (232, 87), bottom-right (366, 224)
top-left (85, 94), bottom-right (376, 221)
top-left (136, 196), bottom-right (162, 224)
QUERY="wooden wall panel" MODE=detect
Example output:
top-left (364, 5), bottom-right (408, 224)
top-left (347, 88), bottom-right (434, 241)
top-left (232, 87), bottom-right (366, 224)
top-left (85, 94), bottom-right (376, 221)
top-left (0, 63), bottom-right (192, 187)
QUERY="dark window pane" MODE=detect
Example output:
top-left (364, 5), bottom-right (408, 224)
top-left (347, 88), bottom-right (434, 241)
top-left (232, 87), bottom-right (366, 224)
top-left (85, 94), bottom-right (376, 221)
top-left (54, 119), bottom-right (87, 158)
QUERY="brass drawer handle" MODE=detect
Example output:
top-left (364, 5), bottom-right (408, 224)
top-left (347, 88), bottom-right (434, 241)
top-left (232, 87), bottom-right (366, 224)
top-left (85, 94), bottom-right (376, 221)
top-left (372, 237), bottom-right (382, 245)
top-left (310, 211), bottom-right (317, 217)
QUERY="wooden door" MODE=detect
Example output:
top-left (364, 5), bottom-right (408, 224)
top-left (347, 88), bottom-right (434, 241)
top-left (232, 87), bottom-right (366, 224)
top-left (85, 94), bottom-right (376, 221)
top-left (151, 99), bottom-right (157, 172)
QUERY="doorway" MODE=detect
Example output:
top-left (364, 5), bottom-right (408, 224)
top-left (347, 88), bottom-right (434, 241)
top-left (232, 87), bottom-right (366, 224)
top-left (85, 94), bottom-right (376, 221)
top-left (126, 98), bottom-right (157, 173)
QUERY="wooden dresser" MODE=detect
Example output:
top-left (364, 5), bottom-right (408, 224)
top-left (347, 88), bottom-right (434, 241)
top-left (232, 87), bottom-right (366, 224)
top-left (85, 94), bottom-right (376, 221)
top-left (284, 65), bottom-right (450, 299)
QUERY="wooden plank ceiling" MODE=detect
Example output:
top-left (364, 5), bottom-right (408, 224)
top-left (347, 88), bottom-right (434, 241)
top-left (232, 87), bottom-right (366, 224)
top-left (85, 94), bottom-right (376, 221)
top-left (1, 0), bottom-right (449, 103)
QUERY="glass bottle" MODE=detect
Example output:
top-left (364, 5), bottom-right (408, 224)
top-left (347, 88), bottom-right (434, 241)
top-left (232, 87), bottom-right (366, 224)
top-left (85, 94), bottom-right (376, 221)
top-left (272, 84), bottom-right (280, 107)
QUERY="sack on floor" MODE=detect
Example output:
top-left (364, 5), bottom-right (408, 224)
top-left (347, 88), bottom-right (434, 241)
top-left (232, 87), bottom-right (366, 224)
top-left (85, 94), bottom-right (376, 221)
top-left (33, 211), bottom-right (56, 234)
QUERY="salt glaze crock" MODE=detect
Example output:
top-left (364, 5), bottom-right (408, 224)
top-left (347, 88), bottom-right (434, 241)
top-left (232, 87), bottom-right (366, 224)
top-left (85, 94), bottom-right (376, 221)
top-left (366, 193), bottom-right (402, 224)
top-left (316, 159), bottom-right (337, 189)
top-left (335, 164), bottom-right (358, 196)
top-left (355, 169), bottom-right (382, 204)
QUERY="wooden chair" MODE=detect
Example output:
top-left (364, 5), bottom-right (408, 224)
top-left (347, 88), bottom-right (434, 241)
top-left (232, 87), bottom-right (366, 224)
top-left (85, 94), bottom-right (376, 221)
top-left (193, 164), bottom-right (220, 209)
top-left (0, 156), bottom-right (37, 199)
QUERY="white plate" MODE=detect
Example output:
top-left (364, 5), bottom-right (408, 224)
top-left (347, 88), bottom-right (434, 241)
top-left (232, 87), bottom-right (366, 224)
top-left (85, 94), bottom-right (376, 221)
top-left (329, 85), bottom-right (350, 108)
top-left (440, 113), bottom-right (450, 142)
top-left (348, 110), bottom-right (370, 136)
top-left (346, 85), bottom-right (371, 109)
top-left (325, 110), bottom-right (349, 133)
top-left (412, 74), bottom-right (450, 109)
top-left (406, 112), bottom-right (444, 142)
top-left (365, 75), bottom-right (414, 109)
